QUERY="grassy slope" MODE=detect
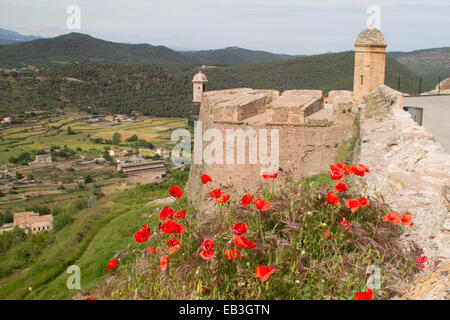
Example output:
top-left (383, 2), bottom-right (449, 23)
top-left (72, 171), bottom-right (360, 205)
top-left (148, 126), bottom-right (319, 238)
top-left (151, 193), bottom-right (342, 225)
top-left (0, 170), bottom-right (189, 300)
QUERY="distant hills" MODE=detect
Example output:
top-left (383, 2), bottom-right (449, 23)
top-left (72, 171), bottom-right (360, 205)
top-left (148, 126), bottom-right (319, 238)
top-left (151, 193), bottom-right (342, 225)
top-left (0, 31), bottom-right (447, 87)
top-left (0, 33), bottom-right (190, 67)
top-left (388, 47), bottom-right (450, 85)
top-left (0, 27), bottom-right (41, 44)
top-left (0, 52), bottom-right (430, 118)
top-left (180, 47), bottom-right (300, 65)
top-left (0, 29), bottom-right (441, 118)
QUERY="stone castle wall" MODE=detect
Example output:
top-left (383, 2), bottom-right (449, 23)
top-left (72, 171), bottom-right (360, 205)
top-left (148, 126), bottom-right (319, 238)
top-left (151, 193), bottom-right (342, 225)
top-left (186, 89), bottom-right (354, 208)
top-left (358, 85), bottom-right (450, 268)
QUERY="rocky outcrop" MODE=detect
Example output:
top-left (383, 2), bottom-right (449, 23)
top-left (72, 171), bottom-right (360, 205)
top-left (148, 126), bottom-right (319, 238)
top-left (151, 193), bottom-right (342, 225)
top-left (359, 85), bottom-right (450, 298)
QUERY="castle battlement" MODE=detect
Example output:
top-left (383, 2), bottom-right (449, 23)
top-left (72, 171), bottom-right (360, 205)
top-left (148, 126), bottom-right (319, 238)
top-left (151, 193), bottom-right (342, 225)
top-left (202, 88), bottom-right (332, 125)
top-left (187, 28), bottom-right (387, 206)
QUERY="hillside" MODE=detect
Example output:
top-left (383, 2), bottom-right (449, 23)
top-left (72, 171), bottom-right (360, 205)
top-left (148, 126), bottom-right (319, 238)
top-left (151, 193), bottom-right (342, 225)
top-left (0, 63), bottom-right (198, 118)
top-left (0, 33), bottom-right (298, 68)
top-left (0, 33), bottom-right (191, 68)
top-left (204, 51), bottom-right (431, 96)
top-left (0, 27), bottom-right (41, 44)
top-left (180, 47), bottom-right (297, 65)
top-left (0, 52), bottom-right (430, 118)
top-left (389, 47), bottom-right (450, 86)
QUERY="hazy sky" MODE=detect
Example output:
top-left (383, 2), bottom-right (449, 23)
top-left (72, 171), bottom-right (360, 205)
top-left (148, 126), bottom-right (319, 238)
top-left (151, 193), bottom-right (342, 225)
top-left (0, 0), bottom-right (449, 54)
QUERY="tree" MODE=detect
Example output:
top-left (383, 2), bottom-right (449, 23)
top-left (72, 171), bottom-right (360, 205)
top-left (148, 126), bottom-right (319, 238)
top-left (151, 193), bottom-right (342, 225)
top-left (126, 134), bottom-right (138, 142)
top-left (112, 132), bottom-right (121, 145)
top-left (67, 126), bottom-right (76, 135)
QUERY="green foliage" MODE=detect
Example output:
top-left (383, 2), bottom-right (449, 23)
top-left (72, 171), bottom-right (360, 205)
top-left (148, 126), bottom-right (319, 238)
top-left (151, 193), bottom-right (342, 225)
top-left (125, 134), bottom-right (138, 142)
top-left (112, 132), bottom-right (121, 145)
top-left (0, 52), bottom-right (430, 118)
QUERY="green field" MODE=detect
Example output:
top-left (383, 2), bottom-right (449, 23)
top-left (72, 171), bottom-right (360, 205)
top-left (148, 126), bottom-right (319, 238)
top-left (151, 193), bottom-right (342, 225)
top-left (0, 170), bottom-right (189, 299)
top-left (0, 113), bottom-right (188, 163)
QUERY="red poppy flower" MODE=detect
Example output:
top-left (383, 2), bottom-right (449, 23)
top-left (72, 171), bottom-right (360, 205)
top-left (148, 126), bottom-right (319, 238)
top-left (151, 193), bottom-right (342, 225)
top-left (335, 182), bottom-right (348, 193)
top-left (401, 214), bottom-right (413, 227)
top-left (86, 298), bottom-right (96, 300)
top-left (240, 194), bottom-right (254, 206)
top-left (327, 192), bottom-right (339, 206)
top-left (330, 163), bottom-right (344, 171)
top-left (382, 211), bottom-right (399, 222)
top-left (210, 188), bottom-right (222, 198)
top-left (416, 256), bottom-right (428, 269)
top-left (232, 222), bottom-right (248, 235)
top-left (330, 169), bottom-right (344, 180)
top-left (254, 265), bottom-right (277, 282)
top-left (161, 219), bottom-right (186, 234)
top-left (233, 235), bottom-right (256, 249)
top-left (345, 199), bottom-right (361, 213)
top-left (134, 224), bottom-right (151, 244)
top-left (340, 217), bottom-right (351, 231)
top-left (253, 198), bottom-right (270, 211)
top-left (159, 206), bottom-right (175, 221)
top-left (322, 229), bottom-right (333, 239)
top-left (173, 209), bottom-right (186, 219)
top-left (201, 174), bottom-right (212, 184)
top-left (144, 246), bottom-right (157, 254)
top-left (167, 238), bottom-right (181, 254)
top-left (343, 165), bottom-right (353, 175)
top-left (359, 196), bottom-right (370, 207)
top-left (216, 193), bottom-right (230, 204)
top-left (359, 164), bottom-right (370, 173)
top-left (351, 165), bottom-right (366, 177)
top-left (262, 171), bottom-right (278, 179)
top-left (353, 288), bottom-right (373, 300)
top-left (169, 185), bottom-right (183, 198)
top-left (200, 238), bottom-right (215, 251)
top-left (225, 248), bottom-right (241, 260)
top-left (160, 255), bottom-right (169, 271)
top-left (200, 249), bottom-right (215, 260)
top-left (107, 258), bottom-right (117, 270)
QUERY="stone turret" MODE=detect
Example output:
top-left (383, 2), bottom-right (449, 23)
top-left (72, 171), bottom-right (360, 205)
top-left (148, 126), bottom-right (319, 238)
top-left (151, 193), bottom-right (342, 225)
top-left (353, 28), bottom-right (387, 108)
top-left (192, 71), bottom-right (208, 103)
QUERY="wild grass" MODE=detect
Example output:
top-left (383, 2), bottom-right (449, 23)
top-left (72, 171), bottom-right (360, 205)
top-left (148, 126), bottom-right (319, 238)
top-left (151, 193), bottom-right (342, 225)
top-left (91, 170), bottom-right (419, 300)
top-left (0, 170), bottom-right (189, 299)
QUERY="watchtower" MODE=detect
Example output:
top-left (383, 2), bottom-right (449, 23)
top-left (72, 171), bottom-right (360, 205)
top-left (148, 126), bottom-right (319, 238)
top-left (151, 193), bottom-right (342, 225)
top-left (353, 28), bottom-right (387, 108)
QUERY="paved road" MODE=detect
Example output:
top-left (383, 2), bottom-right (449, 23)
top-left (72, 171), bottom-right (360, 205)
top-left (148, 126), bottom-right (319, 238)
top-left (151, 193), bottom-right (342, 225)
top-left (404, 96), bottom-right (450, 153)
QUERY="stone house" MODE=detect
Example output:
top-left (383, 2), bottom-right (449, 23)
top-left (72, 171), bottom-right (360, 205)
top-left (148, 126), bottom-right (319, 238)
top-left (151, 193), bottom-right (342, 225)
top-left (0, 211), bottom-right (53, 234)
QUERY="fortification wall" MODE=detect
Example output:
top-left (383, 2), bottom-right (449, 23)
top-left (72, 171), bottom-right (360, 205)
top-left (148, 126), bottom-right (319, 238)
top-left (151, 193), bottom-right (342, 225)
top-left (358, 85), bottom-right (450, 268)
top-left (186, 89), bottom-right (354, 208)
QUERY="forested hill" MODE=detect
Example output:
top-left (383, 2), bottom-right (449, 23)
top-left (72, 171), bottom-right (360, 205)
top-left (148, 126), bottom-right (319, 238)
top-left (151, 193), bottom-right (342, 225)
top-left (205, 51), bottom-right (430, 95)
top-left (0, 33), bottom-right (296, 68)
top-left (0, 50), bottom-right (430, 118)
top-left (388, 47), bottom-right (450, 86)
top-left (179, 47), bottom-right (298, 65)
top-left (0, 33), bottom-right (192, 67)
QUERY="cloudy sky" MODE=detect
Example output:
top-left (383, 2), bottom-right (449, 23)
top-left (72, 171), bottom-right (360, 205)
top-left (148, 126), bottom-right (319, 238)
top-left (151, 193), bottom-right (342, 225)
top-left (0, 0), bottom-right (448, 54)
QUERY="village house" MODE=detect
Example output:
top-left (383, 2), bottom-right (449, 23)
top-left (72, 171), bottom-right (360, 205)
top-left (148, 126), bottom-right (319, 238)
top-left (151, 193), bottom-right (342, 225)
top-left (116, 160), bottom-right (166, 175)
top-left (122, 149), bottom-right (134, 157)
top-left (0, 211), bottom-right (53, 235)
top-left (32, 154), bottom-right (52, 165)
top-left (108, 149), bottom-right (121, 157)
